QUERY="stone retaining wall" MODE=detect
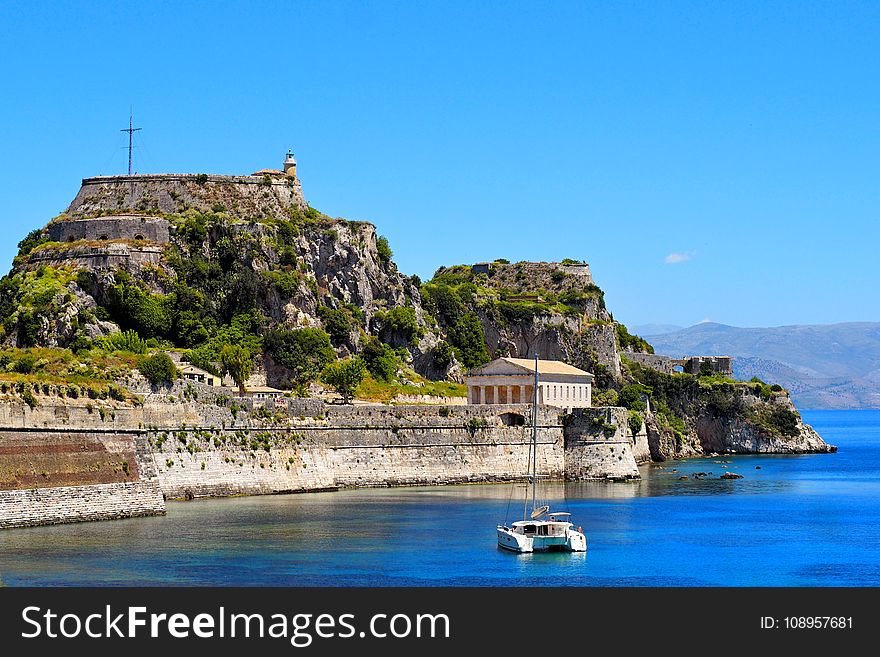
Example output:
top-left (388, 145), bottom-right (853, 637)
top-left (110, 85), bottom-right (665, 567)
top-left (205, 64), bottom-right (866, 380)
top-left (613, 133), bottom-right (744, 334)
top-left (0, 397), bottom-right (643, 528)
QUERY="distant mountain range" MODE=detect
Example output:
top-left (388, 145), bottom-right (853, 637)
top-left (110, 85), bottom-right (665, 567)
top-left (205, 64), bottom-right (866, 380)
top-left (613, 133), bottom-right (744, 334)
top-left (639, 322), bottom-right (880, 410)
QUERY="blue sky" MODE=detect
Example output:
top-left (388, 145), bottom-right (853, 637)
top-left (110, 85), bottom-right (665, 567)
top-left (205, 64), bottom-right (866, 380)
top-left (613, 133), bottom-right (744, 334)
top-left (1, 1), bottom-right (877, 329)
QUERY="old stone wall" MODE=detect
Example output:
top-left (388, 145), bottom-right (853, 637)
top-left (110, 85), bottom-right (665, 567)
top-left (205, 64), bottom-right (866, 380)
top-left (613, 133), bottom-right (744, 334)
top-left (148, 403), bottom-right (566, 499)
top-left (25, 243), bottom-right (164, 271)
top-left (48, 215), bottom-right (170, 243)
top-left (67, 174), bottom-right (307, 218)
top-left (0, 395), bottom-right (647, 528)
top-left (563, 407), bottom-right (641, 480)
top-left (0, 426), bottom-right (164, 529)
top-left (624, 352), bottom-right (679, 374)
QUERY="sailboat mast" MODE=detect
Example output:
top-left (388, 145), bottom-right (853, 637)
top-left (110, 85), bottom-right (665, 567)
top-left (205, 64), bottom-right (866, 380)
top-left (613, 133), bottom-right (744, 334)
top-left (532, 354), bottom-right (539, 512)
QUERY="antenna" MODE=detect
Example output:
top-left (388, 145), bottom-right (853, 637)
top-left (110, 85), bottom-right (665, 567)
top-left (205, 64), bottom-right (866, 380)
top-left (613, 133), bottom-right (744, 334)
top-left (120, 108), bottom-right (142, 175)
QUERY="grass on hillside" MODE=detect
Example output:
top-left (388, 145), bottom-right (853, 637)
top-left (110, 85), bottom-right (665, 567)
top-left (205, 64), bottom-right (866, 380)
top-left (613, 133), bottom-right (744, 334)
top-left (356, 373), bottom-right (466, 403)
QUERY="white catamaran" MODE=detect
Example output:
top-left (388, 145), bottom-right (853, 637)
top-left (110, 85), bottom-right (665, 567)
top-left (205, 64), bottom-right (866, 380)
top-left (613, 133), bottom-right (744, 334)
top-left (497, 355), bottom-right (587, 553)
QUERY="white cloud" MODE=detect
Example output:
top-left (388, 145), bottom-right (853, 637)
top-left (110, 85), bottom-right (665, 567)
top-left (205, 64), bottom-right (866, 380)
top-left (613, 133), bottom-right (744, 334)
top-left (664, 251), bottom-right (694, 265)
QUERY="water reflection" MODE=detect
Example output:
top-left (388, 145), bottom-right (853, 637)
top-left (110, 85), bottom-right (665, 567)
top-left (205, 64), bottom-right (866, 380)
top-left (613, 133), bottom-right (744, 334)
top-left (1, 412), bottom-right (877, 587)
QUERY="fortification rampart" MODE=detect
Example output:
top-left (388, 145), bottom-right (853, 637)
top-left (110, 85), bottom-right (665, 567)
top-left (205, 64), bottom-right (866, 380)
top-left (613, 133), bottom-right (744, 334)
top-left (0, 395), bottom-right (641, 528)
top-left (48, 215), bottom-right (170, 243)
top-left (67, 173), bottom-right (307, 218)
top-left (624, 352), bottom-right (734, 376)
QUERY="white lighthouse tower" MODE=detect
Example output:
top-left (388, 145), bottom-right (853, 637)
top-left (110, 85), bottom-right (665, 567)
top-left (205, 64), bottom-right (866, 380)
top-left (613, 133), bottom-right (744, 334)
top-left (283, 150), bottom-right (297, 178)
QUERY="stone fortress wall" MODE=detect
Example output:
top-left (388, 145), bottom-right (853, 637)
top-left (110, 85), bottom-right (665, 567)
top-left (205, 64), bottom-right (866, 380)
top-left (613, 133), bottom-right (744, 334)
top-left (66, 172), bottom-right (308, 219)
top-left (625, 352), bottom-right (733, 376)
top-left (47, 215), bottom-right (171, 244)
top-left (0, 389), bottom-right (644, 529)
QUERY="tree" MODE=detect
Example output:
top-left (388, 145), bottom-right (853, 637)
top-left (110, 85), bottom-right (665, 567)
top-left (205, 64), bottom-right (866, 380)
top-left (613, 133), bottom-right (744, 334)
top-left (321, 357), bottom-right (366, 404)
top-left (264, 328), bottom-right (335, 393)
top-left (362, 335), bottom-right (398, 382)
top-left (317, 305), bottom-right (353, 345)
top-left (221, 344), bottom-right (253, 395)
top-left (378, 306), bottom-right (419, 345)
top-left (376, 235), bottom-right (393, 264)
top-left (448, 312), bottom-right (490, 369)
top-left (138, 353), bottom-right (178, 386)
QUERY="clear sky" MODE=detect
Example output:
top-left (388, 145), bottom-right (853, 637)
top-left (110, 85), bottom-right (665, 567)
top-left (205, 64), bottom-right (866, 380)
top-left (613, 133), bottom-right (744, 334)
top-left (1, 1), bottom-right (877, 329)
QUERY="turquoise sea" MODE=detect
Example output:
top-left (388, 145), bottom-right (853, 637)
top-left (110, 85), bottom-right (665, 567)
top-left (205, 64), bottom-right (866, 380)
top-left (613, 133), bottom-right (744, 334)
top-left (1, 410), bottom-right (878, 586)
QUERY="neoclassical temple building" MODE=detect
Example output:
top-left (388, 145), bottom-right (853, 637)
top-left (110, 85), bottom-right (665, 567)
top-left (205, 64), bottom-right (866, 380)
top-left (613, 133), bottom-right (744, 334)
top-left (465, 357), bottom-right (593, 410)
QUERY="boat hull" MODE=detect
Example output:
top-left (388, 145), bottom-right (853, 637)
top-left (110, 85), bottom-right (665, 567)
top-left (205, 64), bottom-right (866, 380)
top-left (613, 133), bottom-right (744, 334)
top-left (497, 525), bottom-right (587, 553)
top-left (497, 526), bottom-right (533, 553)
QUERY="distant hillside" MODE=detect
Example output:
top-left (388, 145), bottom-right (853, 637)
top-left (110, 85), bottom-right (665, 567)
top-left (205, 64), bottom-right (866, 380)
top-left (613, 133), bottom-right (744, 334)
top-left (630, 323), bottom-right (683, 336)
top-left (644, 322), bottom-right (880, 409)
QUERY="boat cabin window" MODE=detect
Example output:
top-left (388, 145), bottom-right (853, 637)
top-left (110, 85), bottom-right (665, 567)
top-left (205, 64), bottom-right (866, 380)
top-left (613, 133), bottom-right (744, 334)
top-left (522, 524), bottom-right (536, 535)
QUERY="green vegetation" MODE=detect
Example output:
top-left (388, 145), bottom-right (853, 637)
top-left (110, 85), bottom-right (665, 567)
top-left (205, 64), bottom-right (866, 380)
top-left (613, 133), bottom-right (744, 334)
top-left (264, 328), bottom-right (335, 393)
top-left (376, 306), bottom-right (419, 345)
top-left (750, 405), bottom-right (800, 437)
top-left (616, 323), bottom-right (654, 354)
top-left (16, 229), bottom-right (49, 257)
top-left (447, 313), bottom-right (490, 369)
top-left (376, 236), bottom-right (393, 264)
top-left (361, 336), bottom-right (399, 382)
top-left (317, 305), bottom-right (354, 345)
top-left (619, 384), bottom-right (651, 411)
top-left (220, 344), bottom-right (253, 395)
top-left (356, 373), bottom-right (466, 403)
top-left (138, 353), bottom-right (177, 385)
top-left (105, 274), bottom-right (174, 339)
top-left (628, 410), bottom-right (644, 437)
top-left (321, 357), bottom-right (366, 404)
top-left (432, 340), bottom-right (453, 370)
top-left (98, 329), bottom-right (148, 354)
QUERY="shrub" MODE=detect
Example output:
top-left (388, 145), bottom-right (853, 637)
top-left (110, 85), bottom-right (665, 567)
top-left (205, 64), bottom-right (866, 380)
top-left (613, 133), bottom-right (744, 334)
top-left (448, 313), bottom-right (490, 369)
top-left (98, 329), bottom-right (148, 354)
top-left (432, 340), bottom-right (453, 369)
top-left (765, 406), bottom-right (800, 437)
top-left (628, 410), bottom-right (643, 437)
top-left (317, 306), bottom-right (353, 345)
top-left (321, 357), bottom-right (366, 404)
top-left (21, 388), bottom-right (37, 409)
top-left (421, 284), bottom-right (464, 323)
top-left (13, 353), bottom-right (37, 374)
top-left (138, 353), bottom-right (178, 385)
top-left (616, 323), bottom-right (654, 354)
top-left (378, 306), bottom-right (419, 345)
top-left (106, 281), bottom-right (174, 339)
top-left (264, 328), bottom-right (335, 391)
top-left (619, 384), bottom-right (651, 411)
top-left (376, 236), bottom-right (393, 264)
top-left (361, 336), bottom-right (398, 382)
top-left (17, 229), bottom-right (48, 257)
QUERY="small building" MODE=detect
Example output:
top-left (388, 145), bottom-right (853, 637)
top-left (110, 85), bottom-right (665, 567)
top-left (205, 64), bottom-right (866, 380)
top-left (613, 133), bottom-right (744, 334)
top-left (466, 357), bottom-right (594, 409)
top-left (241, 386), bottom-right (285, 401)
top-left (179, 364), bottom-right (221, 387)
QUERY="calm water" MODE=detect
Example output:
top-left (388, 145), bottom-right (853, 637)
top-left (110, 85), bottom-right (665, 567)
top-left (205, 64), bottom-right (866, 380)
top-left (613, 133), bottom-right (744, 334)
top-left (1, 410), bottom-right (878, 586)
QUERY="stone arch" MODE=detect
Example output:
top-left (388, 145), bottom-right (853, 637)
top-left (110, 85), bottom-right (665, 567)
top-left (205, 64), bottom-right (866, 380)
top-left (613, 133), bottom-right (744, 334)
top-left (499, 412), bottom-right (526, 427)
top-left (134, 234), bottom-right (144, 241)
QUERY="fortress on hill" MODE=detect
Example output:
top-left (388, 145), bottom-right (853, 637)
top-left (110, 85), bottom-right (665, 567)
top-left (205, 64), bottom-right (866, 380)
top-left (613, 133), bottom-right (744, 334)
top-left (48, 151), bottom-right (307, 246)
